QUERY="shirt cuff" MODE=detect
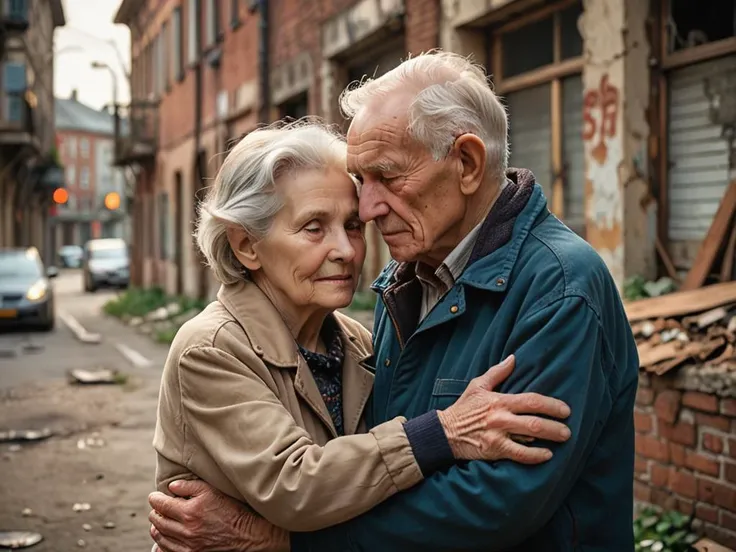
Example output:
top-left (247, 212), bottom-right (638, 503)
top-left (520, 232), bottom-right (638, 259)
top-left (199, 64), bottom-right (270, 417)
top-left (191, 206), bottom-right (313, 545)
top-left (403, 410), bottom-right (454, 476)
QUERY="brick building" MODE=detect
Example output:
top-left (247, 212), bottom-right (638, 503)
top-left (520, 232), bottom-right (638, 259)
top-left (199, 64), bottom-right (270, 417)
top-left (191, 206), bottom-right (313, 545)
top-left (114, 0), bottom-right (736, 300)
top-left (0, 0), bottom-right (66, 266)
top-left (54, 91), bottom-right (128, 246)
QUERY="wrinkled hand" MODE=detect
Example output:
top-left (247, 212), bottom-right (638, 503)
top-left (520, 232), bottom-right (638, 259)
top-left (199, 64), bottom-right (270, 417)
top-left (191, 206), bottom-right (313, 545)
top-left (148, 479), bottom-right (289, 552)
top-left (437, 355), bottom-right (572, 464)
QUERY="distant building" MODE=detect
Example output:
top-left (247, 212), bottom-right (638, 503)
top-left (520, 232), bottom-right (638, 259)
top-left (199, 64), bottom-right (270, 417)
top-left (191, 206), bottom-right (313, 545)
top-left (54, 91), bottom-right (129, 246)
top-left (0, 0), bottom-right (66, 265)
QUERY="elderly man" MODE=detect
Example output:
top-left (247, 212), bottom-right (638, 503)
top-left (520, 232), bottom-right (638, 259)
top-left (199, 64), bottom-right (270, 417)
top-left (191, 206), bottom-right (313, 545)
top-left (149, 51), bottom-right (639, 551)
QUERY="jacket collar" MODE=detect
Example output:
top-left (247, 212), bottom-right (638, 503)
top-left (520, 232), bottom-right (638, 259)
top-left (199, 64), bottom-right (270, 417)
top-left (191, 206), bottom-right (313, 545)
top-left (217, 279), bottom-right (372, 368)
top-left (217, 280), bottom-right (373, 437)
top-left (371, 169), bottom-right (550, 295)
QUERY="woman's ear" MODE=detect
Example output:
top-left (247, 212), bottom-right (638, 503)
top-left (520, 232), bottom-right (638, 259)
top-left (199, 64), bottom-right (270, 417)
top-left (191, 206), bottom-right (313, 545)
top-left (454, 133), bottom-right (487, 196)
top-left (226, 226), bottom-right (261, 272)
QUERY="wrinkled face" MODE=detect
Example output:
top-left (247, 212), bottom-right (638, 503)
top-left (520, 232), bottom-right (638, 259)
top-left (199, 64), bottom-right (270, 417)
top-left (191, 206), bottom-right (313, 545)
top-left (252, 166), bottom-right (366, 312)
top-left (347, 94), bottom-right (467, 264)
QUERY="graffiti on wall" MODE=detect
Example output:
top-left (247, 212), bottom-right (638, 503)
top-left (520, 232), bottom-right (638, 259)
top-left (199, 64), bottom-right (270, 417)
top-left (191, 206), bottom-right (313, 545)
top-left (584, 73), bottom-right (623, 231)
top-left (583, 73), bottom-right (624, 286)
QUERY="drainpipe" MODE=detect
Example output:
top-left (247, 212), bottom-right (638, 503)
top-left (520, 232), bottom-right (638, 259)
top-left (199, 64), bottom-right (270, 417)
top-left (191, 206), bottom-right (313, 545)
top-left (194, 53), bottom-right (206, 299)
top-left (257, 0), bottom-right (270, 124)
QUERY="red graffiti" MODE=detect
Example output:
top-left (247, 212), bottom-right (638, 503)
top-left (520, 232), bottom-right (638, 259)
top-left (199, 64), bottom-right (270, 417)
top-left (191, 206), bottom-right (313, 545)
top-left (582, 75), bottom-right (620, 164)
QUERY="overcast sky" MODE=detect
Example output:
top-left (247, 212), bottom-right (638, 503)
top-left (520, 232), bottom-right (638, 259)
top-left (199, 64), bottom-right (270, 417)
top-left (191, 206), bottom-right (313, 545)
top-left (54, 0), bottom-right (131, 110)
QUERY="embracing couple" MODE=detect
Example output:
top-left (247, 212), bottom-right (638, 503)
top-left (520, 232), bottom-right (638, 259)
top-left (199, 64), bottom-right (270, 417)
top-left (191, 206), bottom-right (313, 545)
top-left (148, 51), bottom-right (639, 552)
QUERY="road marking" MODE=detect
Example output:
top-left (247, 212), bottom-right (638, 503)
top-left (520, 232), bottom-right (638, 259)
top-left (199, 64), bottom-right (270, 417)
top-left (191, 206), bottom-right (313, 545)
top-left (115, 343), bottom-right (153, 368)
top-left (59, 312), bottom-right (102, 344)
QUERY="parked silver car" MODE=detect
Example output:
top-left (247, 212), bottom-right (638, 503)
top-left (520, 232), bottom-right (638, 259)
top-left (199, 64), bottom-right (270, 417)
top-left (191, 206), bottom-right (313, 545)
top-left (82, 239), bottom-right (130, 292)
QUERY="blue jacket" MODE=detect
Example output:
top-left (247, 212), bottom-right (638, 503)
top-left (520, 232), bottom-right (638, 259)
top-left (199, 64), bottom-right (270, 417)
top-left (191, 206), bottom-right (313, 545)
top-left (292, 178), bottom-right (639, 551)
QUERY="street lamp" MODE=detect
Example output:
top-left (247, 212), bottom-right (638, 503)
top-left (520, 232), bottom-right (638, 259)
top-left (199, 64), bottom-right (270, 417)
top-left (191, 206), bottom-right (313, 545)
top-left (90, 60), bottom-right (118, 109)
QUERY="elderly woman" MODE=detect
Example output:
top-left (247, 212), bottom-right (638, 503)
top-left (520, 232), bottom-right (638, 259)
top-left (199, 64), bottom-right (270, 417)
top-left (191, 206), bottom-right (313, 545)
top-left (152, 121), bottom-right (571, 552)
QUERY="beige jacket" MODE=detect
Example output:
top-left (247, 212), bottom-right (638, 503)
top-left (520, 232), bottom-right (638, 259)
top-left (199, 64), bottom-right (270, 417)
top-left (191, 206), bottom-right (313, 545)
top-left (153, 280), bottom-right (423, 531)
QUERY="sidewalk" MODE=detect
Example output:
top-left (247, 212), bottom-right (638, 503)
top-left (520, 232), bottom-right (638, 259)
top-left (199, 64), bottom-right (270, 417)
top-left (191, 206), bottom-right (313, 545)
top-left (0, 313), bottom-right (168, 552)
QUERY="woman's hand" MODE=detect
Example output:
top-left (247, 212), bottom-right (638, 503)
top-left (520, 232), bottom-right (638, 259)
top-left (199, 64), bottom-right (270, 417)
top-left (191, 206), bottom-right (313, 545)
top-left (437, 355), bottom-right (572, 464)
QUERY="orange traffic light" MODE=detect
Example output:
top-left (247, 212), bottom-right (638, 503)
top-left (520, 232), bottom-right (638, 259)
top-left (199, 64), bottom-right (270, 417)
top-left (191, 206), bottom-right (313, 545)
top-left (104, 192), bottom-right (121, 210)
top-left (52, 188), bottom-right (68, 204)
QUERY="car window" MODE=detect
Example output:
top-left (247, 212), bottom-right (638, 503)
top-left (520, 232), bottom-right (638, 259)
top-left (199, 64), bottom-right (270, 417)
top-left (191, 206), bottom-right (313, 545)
top-left (0, 252), bottom-right (43, 278)
top-left (90, 247), bottom-right (128, 260)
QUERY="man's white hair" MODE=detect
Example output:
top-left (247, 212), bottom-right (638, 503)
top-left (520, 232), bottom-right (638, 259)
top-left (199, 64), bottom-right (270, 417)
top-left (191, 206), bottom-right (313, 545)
top-left (340, 50), bottom-right (509, 180)
top-left (195, 119), bottom-right (348, 284)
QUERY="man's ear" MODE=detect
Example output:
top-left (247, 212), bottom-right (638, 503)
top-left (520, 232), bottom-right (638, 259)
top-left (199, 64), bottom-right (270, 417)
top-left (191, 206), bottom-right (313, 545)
top-left (226, 226), bottom-right (261, 272)
top-left (454, 133), bottom-right (487, 196)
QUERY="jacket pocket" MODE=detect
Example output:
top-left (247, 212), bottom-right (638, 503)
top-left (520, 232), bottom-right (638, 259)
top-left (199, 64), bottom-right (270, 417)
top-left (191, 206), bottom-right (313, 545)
top-left (429, 379), bottom-right (470, 409)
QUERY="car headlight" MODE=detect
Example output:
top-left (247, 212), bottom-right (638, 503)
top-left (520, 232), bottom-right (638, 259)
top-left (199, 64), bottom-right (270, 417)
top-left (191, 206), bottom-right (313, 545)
top-left (26, 280), bottom-right (48, 301)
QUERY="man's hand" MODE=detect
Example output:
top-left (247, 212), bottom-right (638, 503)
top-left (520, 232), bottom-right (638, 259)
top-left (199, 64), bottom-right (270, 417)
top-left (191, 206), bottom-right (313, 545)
top-left (148, 479), bottom-right (289, 552)
top-left (437, 355), bottom-right (572, 463)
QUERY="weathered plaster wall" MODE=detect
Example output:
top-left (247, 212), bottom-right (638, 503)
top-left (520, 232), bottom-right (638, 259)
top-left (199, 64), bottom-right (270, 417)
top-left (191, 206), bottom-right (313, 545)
top-left (580, 0), bottom-right (655, 289)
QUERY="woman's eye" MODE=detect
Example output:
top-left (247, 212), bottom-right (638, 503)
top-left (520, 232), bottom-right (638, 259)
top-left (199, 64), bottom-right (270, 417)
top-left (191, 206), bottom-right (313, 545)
top-left (346, 220), bottom-right (363, 232)
top-left (304, 224), bottom-right (321, 234)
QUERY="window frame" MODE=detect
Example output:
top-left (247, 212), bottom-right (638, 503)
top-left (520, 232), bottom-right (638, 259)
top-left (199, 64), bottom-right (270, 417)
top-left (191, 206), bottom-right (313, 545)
top-left (652, 0), bottom-right (736, 256)
top-left (489, 0), bottom-right (584, 223)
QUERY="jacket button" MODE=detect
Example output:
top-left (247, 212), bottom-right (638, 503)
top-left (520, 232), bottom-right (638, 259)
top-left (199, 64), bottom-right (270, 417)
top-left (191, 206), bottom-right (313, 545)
top-left (384, 358), bottom-right (391, 367)
top-left (496, 278), bottom-right (506, 286)
top-left (450, 305), bottom-right (459, 313)
top-left (253, 345), bottom-right (264, 356)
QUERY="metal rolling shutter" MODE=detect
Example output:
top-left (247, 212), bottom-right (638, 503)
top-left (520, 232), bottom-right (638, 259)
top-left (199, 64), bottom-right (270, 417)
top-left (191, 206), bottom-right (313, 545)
top-left (506, 83), bottom-right (553, 199)
top-left (667, 55), bottom-right (735, 265)
top-left (562, 75), bottom-right (585, 236)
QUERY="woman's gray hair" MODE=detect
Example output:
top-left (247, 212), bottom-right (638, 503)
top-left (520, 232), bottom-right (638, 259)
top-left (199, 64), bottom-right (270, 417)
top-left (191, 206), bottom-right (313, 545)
top-left (195, 119), bottom-right (348, 284)
top-left (339, 50), bottom-right (509, 181)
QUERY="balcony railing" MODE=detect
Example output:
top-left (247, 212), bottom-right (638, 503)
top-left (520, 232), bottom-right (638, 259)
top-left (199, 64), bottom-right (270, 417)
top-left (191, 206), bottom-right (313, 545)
top-left (114, 100), bottom-right (159, 166)
top-left (0, 92), bottom-right (39, 148)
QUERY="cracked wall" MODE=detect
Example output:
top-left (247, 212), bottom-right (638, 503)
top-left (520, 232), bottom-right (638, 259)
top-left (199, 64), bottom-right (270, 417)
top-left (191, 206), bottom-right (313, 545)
top-left (580, 0), bottom-right (656, 289)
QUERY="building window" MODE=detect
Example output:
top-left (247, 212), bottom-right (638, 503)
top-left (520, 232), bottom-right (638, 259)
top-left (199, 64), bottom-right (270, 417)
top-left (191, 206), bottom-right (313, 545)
top-left (490, 1), bottom-right (585, 237)
top-left (172, 7), bottom-right (184, 81)
top-left (655, 0), bottom-right (736, 272)
top-left (4, 0), bottom-right (28, 22)
top-left (205, 0), bottom-right (220, 47)
top-left (162, 20), bottom-right (170, 90)
top-left (279, 93), bottom-right (309, 121)
top-left (158, 192), bottom-right (170, 260)
top-left (187, 0), bottom-right (201, 64)
top-left (230, 0), bottom-right (240, 28)
top-left (80, 138), bottom-right (90, 158)
top-left (80, 167), bottom-right (90, 189)
top-left (66, 165), bottom-right (76, 186)
top-left (66, 137), bottom-right (77, 159)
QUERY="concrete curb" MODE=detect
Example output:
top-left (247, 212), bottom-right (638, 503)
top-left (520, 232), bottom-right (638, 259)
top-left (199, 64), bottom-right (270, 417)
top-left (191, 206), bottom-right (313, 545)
top-left (59, 312), bottom-right (102, 344)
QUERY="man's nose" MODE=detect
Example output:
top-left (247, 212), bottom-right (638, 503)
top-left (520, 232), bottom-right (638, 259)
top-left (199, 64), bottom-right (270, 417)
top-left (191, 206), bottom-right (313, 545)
top-left (358, 180), bottom-right (390, 223)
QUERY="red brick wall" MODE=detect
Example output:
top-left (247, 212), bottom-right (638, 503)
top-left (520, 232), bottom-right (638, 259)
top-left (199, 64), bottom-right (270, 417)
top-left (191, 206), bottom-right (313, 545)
top-left (635, 373), bottom-right (736, 548)
top-left (406, 0), bottom-right (440, 54)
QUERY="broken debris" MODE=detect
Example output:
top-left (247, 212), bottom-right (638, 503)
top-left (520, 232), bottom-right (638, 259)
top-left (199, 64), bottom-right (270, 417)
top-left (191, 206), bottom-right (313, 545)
top-left (72, 503), bottom-right (91, 513)
top-left (629, 283), bottom-right (736, 375)
top-left (68, 368), bottom-right (121, 385)
top-left (0, 428), bottom-right (53, 444)
top-left (0, 531), bottom-right (43, 549)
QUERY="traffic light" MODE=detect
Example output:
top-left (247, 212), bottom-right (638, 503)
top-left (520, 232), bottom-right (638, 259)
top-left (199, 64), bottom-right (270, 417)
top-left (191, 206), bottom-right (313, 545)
top-left (104, 192), bottom-right (121, 210)
top-left (52, 187), bottom-right (68, 204)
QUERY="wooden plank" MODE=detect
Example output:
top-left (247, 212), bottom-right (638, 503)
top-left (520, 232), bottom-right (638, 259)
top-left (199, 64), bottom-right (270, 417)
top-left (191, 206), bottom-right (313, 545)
top-left (681, 180), bottom-right (736, 290)
top-left (719, 215), bottom-right (736, 282)
top-left (662, 36), bottom-right (736, 71)
top-left (625, 281), bottom-right (736, 322)
top-left (655, 237), bottom-right (679, 281)
top-left (693, 537), bottom-right (736, 552)
top-left (550, 78), bottom-right (563, 218)
top-left (495, 57), bottom-right (583, 95)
